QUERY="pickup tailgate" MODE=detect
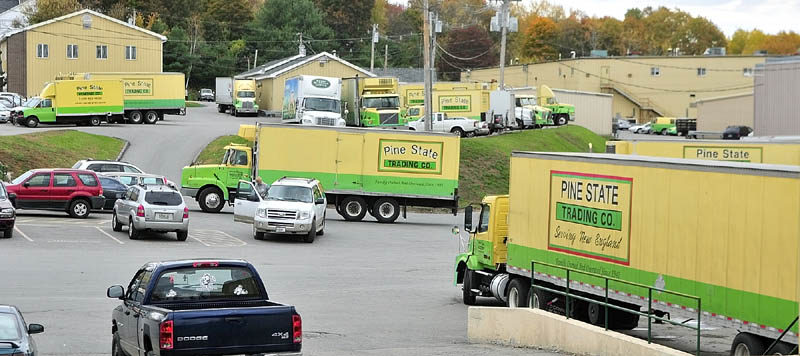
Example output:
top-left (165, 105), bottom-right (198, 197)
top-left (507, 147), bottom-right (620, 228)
top-left (171, 305), bottom-right (298, 355)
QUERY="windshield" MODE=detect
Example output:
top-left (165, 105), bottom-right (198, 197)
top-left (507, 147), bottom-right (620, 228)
top-left (0, 313), bottom-right (20, 340)
top-left (547, 97), bottom-right (557, 105)
top-left (362, 96), bottom-right (400, 109)
top-left (149, 266), bottom-right (261, 302)
top-left (267, 185), bottom-right (313, 203)
top-left (140, 177), bottom-right (165, 186)
top-left (304, 98), bottom-right (340, 113)
top-left (145, 191), bottom-right (182, 206)
top-left (0, 184), bottom-right (6, 200)
top-left (408, 107), bottom-right (420, 116)
top-left (201, 89), bottom-right (212, 94)
top-left (24, 97), bottom-right (41, 108)
top-left (11, 170), bottom-right (34, 185)
top-left (237, 91), bottom-right (255, 98)
top-left (517, 98), bottom-right (535, 106)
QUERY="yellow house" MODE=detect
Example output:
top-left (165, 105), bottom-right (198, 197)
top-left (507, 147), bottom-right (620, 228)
top-left (0, 9), bottom-right (165, 97)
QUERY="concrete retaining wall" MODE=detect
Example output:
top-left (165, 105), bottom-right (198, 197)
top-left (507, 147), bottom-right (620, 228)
top-left (468, 307), bottom-right (691, 356)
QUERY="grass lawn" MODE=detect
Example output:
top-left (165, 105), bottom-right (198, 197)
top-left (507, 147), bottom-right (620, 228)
top-left (0, 130), bottom-right (124, 180)
top-left (458, 125), bottom-right (607, 204)
top-left (194, 135), bottom-right (253, 165)
top-left (185, 101), bottom-right (206, 108)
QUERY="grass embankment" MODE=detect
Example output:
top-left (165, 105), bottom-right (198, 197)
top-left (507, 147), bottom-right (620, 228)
top-left (0, 130), bottom-right (124, 179)
top-left (459, 126), bottom-right (606, 204)
top-left (195, 135), bottom-right (252, 164)
top-left (193, 126), bottom-right (607, 205)
top-left (185, 101), bottom-right (206, 108)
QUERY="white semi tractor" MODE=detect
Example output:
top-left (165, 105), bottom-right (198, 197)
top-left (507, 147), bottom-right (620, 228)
top-left (281, 75), bottom-right (345, 127)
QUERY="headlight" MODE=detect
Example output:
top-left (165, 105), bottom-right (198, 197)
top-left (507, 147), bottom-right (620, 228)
top-left (0, 207), bottom-right (14, 218)
top-left (299, 211), bottom-right (311, 220)
top-left (257, 208), bottom-right (267, 218)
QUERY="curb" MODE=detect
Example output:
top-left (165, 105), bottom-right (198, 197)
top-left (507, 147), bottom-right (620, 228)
top-left (115, 139), bottom-right (130, 161)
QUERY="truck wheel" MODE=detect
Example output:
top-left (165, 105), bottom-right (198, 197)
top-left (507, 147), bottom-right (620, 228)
top-left (338, 196), bottom-right (367, 221)
top-left (3, 227), bottom-right (12, 238)
top-left (68, 199), bottom-right (90, 218)
top-left (462, 269), bottom-right (477, 305)
top-left (731, 333), bottom-right (766, 356)
top-left (531, 287), bottom-right (553, 311)
top-left (660, 128), bottom-right (667, 135)
top-left (766, 340), bottom-right (795, 355)
top-left (198, 187), bottom-right (224, 213)
top-left (144, 111), bottom-right (159, 124)
top-left (609, 303), bottom-right (640, 330)
top-left (111, 212), bottom-right (122, 232)
top-left (176, 230), bottom-right (188, 241)
top-left (128, 220), bottom-right (140, 240)
top-left (217, 105), bottom-right (225, 113)
top-left (587, 301), bottom-right (606, 325)
top-left (372, 198), bottom-right (399, 223)
top-left (89, 116), bottom-right (101, 126)
top-left (233, 108), bottom-right (239, 117)
top-left (507, 278), bottom-right (530, 308)
top-left (254, 227), bottom-right (265, 241)
top-left (303, 221), bottom-right (316, 243)
top-left (556, 115), bottom-right (568, 126)
top-left (451, 127), bottom-right (465, 137)
top-left (129, 111), bottom-right (143, 124)
top-left (26, 117), bottom-right (39, 128)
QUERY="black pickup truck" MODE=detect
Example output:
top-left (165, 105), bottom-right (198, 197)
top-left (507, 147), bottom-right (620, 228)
top-left (107, 259), bottom-right (301, 356)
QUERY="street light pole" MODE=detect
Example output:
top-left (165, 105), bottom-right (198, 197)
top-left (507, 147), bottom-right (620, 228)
top-left (498, 0), bottom-right (509, 90)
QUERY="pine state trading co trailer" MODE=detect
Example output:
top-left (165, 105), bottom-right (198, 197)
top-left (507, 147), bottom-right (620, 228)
top-left (455, 152), bottom-right (800, 354)
top-left (607, 138), bottom-right (800, 165)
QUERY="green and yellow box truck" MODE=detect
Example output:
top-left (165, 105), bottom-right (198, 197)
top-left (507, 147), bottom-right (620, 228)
top-left (181, 124), bottom-right (460, 222)
top-left (216, 77), bottom-right (259, 117)
top-left (342, 77), bottom-right (406, 127)
top-left (608, 139), bottom-right (800, 165)
top-left (12, 79), bottom-right (124, 127)
top-left (455, 152), bottom-right (799, 353)
top-left (399, 82), bottom-right (493, 121)
top-left (55, 72), bottom-right (186, 124)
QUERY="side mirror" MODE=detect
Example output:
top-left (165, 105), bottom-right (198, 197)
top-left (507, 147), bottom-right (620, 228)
top-left (315, 198), bottom-right (325, 205)
top-left (22, 182), bottom-right (29, 188)
top-left (107, 285), bottom-right (124, 299)
top-left (27, 323), bottom-right (44, 334)
top-left (464, 205), bottom-right (473, 232)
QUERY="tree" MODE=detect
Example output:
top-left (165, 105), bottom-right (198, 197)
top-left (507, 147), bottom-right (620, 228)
top-left (742, 29), bottom-right (767, 55)
top-left (372, 0), bottom-right (388, 30)
top-left (762, 31), bottom-right (800, 55)
top-left (20, 0), bottom-right (82, 25)
top-left (727, 29), bottom-right (748, 55)
top-left (436, 25), bottom-right (496, 80)
top-left (203, 0), bottom-right (254, 42)
top-left (246, 0), bottom-right (334, 63)
top-left (522, 16), bottom-right (558, 62)
top-left (314, 0), bottom-right (374, 54)
top-left (673, 16), bottom-right (726, 55)
top-left (163, 26), bottom-right (195, 76)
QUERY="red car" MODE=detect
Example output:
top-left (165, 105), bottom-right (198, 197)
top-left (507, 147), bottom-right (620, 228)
top-left (6, 169), bottom-right (105, 218)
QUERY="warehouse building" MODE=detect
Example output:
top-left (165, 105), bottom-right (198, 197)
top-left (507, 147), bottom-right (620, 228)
top-left (238, 49), bottom-right (374, 113)
top-left (696, 93), bottom-right (754, 132)
top-left (754, 58), bottom-right (800, 136)
top-left (0, 9), bottom-right (165, 96)
top-left (462, 56), bottom-right (769, 123)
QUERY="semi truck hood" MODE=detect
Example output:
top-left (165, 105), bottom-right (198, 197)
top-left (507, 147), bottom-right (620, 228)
top-left (181, 164), bottom-right (225, 187)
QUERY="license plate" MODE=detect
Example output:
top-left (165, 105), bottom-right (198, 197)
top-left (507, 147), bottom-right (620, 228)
top-left (276, 227), bottom-right (286, 233)
top-left (155, 213), bottom-right (172, 221)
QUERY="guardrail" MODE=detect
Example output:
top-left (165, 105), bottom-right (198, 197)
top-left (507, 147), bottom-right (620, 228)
top-left (530, 260), bottom-right (701, 356)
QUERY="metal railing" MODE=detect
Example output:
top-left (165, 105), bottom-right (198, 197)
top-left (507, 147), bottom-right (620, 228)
top-left (530, 260), bottom-right (702, 356)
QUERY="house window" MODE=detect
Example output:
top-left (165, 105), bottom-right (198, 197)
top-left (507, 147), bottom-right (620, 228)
top-left (125, 46), bottom-right (136, 60)
top-left (697, 67), bottom-right (707, 77)
top-left (36, 43), bottom-right (48, 58)
top-left (82, 14), bottom-right (92, 29)
top-left (67, 44), bottom-right (78, 59)
top-left (96, 45), bottom-right (108, 59)
top-left (743, 68), bottom-right (754, 77)
top-left (650, 67), bottom-right (660, 76)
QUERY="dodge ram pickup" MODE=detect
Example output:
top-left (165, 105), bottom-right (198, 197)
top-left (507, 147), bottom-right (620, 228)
top-left (107, 259), bottom-right (301, 356)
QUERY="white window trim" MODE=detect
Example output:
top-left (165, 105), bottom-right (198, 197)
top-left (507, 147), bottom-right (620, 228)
top-left (743, 68), bottom-right (754, 77)
top-left (36, 43), bottom-right (49, 59)
top-left (697, 67), bottom-right (707, 77)
top-left (125, 45), bottom-right (137, 60)
top-left (96, 45), bottom-right (108, 60)
top-left (67, 44), bottom-right (78, 59)
top-left (650, 67), bottom-right (660, 77)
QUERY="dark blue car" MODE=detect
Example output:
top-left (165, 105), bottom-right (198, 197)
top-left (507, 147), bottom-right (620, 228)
top-left (0, 305), bottom-right (44, 356)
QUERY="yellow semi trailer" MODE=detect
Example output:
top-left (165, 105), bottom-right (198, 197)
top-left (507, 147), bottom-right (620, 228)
top-left (608, 139), bottom-right (800, 165)
top-left (400, 82), bottom-right (493, 121)
top-left (455, 152), bottom-right (800, 354)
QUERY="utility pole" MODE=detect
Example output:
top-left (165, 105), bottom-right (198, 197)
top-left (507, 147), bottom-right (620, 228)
top-left (498, 0), bottom-right (509, 90)
top-left (422, 0), bottom-right (433, 131)
top-left (384, 44), bottom-right (388, 71)
top-left (254, 49), bottom-right (258, 68)
top-left (370, 24), bottom-right (378, 72)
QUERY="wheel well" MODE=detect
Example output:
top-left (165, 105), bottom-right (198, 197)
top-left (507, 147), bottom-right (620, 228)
top-left (456, 261), bottom-right (467, 284)
top-left (198, 184), bottom-right (224, 201)
top-left (450, 126), bottom-right (463, 132)
top-left (111, 320), bottom-right (117, 334)
top-left (71, 196), bottom-right (90, 205)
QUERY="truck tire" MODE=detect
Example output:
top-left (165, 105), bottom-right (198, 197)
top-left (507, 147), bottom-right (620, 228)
top-left (176, 230), bottom-right (188, 241)
top-left (3, 227), bottom-right (12, 238)
top-left (507, 278), bottom-right (530, 308)
top-left (609, 304), bottom-right (640, 330)
top-left (254, 228), bottom-right (265, 241)
top-left (462, 269), bottom-right (477, 305)
top-left (233, 108), bottom-right (239, 117)
top-left (128, 220), bottom-right (140, 240)
top-left (89, 116), bottom-right (101, 126)
top-left (128, 111), bottom-right (143, 124)
top-left (26, 117), bottom-right (39, 128)
top-left (531, 286), bottom-right (553, 311)
top-left (68, 199), bottom-right (91, 218)
top-left (303, 221), bottom-right (316, 243)
top-left (339, 196), bottom-right (367, 221)
top-left (731, 333), bottom-right (766, 356)
top-left (451, 127), bottom-right (465, 137)
top-left (587, 301), bottom-right (605, 325)
top-left (144, 111), bottom-right (159, 124)
top-left (372, 198), bottom-right (400, 223)
top-left (198, 187), bottom-right (225, 213)
top-left (218, 105), bottom-right (225, 113)
top-left (556, 115), bottom-right (568, 126)
top-left (660, 128), bottom-right (667, 135)
top-left (765, 340), bottom-right (795, 355)
top-left (111, 212), bottom-right (123, 232)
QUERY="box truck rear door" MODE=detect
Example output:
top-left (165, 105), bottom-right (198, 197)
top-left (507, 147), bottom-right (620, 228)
top-left (334, 133), bottom-right (363, 191)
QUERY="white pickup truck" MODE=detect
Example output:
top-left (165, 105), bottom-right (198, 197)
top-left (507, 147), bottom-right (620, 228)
top-left (407, 112), bottom-right (479, 137)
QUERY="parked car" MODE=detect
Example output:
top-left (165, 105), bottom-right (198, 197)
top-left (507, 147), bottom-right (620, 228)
top-left (407, 112), bottom-right (479, 137)
top-left (98, 176), bottom-right (128, 210)
top-left (0, 102), bottom-right (12, 124)
top-left (723, 125), bottom-right (753, 140)
top-left (234, 177), bottom-right (326, 243)
top-left (101, 172), bottom-right (176, 190)
top-left (474, 121), bottom-right (491, 136)
top-left (630, 122), bottom-right (651, 134)
top-left (0, 182), bottom-right (15, 238)
top-left (112, 185), bottom-right (189, 241)
top-left (107, 259), bottom-right (302, 356)
top-left (615, 119), bottom-right (632, 130)
top-left (72, 159), bottom-right (144, 174)
top-left (650, 117), bottom-right (677, 135)
top-left (0, 92), bottom-right (24, 107)
top-left (0, 305), bottom-right (44, 356)
top-left (5, 169), bottom-right (104, 218)
top-left (199, 88), bottom-right (215, 102)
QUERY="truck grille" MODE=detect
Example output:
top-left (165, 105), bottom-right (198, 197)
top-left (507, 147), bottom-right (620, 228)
top-left (379, 113), bottom-right (398, 125)
top-left (267, 210), bottom-right (296, 220)
top-left (242, 101), bottom-right (254, 109)
top-left (268, 222), bottom-right (294, 228)
top-left (317, 117), bottom-right (338, 126)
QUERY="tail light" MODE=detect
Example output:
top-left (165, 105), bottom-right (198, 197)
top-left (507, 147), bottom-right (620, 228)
top-left (136, 204), bottom-right (145, 217)
top-left (292, 314), bottom-right (302, 343)
top-left (183, 206), bottom-right (189, 219)
top-left (159, 320), bottom-right (173, 350)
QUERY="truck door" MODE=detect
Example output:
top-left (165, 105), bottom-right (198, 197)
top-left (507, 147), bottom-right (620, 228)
top-left (233, 180), bottom-right (261, 224)
top-left (227, 149), bottom-right (251, 187)
top-left (39, 98), bottom-right (56, 123)
top-left (473, 204), bottom-right (494, 266)
top-left (334, 133), bottom-right (363, 191)
top-left (119, 269), bottom-right (147, 355)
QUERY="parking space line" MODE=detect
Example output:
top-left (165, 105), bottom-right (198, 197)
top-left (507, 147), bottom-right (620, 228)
top-left (189, 234), bottom-right (212, 247)
top-left (95, 227), bottom-right (124, 245)
top-left (14, 226), bottom-right (33, 242)
top-left (96, 220), bottom-right (108, 225)
top-left (218, 231), bottom-right (247, 246)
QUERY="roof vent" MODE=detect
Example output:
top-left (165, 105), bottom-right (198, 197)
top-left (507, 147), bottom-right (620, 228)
top-left (82, 14), bottom-right (92, 29)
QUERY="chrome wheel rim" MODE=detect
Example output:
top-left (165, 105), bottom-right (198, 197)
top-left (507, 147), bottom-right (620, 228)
top-left (345, 201), bottom-right (362, 216)
top-left (205, 192), bottom-right (220, 209)
top-left (74, 203), bottom-right (87, 216)
top-left (378, 202), bottom-right (394, 218)
top-left (733, 343), bottom-right (749, 356)
top-left (509, 288), bottom-right (519, 308)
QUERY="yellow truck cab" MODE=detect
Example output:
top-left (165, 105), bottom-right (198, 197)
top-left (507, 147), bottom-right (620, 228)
top-left (180, 143), bottom-right (253, 212)
top-left (406, 105), bottom-right (424, 122)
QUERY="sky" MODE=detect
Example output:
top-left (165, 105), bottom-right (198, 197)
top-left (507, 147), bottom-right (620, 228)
top-left (387, 0), bottom-right (800, 36)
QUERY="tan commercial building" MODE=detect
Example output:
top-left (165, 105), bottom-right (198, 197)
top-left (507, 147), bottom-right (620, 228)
top-left (238, 51), bottom-right (374, 112)
top-left (0, 9), bottom-right (165, 97)
top-left (462, 56), bottom-right (768, 123)
top-left (754, 58), bottom-right (800, 136)
top-left (696, 93), bottom-right (754, 132)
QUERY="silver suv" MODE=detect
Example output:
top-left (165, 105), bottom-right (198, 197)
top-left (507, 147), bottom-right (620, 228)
top-left (73, 159), bottom-right (143, 174)
top-left (112, 185), bottom-right (189, 241)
